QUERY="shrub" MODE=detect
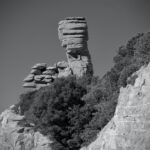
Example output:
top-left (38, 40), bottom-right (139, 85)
top-left (16, 31), bottom-right (150, 149)
top-left (16, 90), bottom-right (37, 115)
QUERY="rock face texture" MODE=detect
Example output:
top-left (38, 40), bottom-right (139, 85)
top-left (58, 17), bottom-right (93, 77)
top-left (23, 17), bottom-right (93, 88)
top-left (23, 62), bottom-right (66, 88)
top-left (0, 105), bottom-right (52, 150)
top-left (81, 63), bottom-right (150, 150)
top-left (5, 63), bottom-right (150, 150)
top-left (23, 61), bottom-right (71, 88)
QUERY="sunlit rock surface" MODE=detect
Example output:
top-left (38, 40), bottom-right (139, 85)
top-left (81, 63), bottom-right (150, 150)
top-left (23, 17), bottom-right (93, 89)
top-left (0, 105), bottom-right (52, 150)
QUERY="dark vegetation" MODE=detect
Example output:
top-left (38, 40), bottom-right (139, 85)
top-left (16, 32), bottom-right (150, 150)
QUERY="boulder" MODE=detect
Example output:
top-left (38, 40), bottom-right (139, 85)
top-left (82, 63), bottom-right (150, 150)
top-left (58, 67), bottom-right (72, 78)
top-left (47, 64), bottom-right (57, 70)
top-left (32, 63), bottom-right (47, 70)
top-left (23, 74), bottom-right (34, 82)
top-left (43, 78), bottom-right (54, 83)
top-left (57, 61), bottom-right (68, 69)
top-left (0, 106), bottom-right (52, 150)
top-left (23, 82), bottom-right (36, 88)
top-left (58, 17), bottom-right (93, 77)
top-left (34, 75), bottom-right (45, 82)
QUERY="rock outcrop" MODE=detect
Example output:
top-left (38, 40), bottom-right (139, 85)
top-left (23, 17), bottom-right (93, 88)
top-left (23, 62), bottom-right (67, 88)
top-left (0, 105), bottom-right (52, 150)
top-left (81, 63), bottom-right (150, 150)
top-left (5, 62), bottom-right (150, 150)
top-left (58, 17), bottom-right (93, 77)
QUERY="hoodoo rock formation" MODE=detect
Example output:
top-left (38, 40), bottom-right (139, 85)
top-left (23, 17), bottom-right (93, 89)
top-left (58, 17), bottom-right (93, 77)
top-left (81, 63), bottom-right (150, 150)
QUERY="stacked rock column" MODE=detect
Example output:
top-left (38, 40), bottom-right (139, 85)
top-left (23, 17), bottom-right (93, 89)
top-left (58, 17), bottom-right (93, 77)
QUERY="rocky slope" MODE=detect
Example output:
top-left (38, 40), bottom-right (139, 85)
top-left (0, 105), bottom-right (52, 150)
top-left (2, 62), bottom-right (150, 150)
top-left (23, 17), bottom-right (93, 89)
top-left (58, 17), bottom-right (93, 77)
top-left (81, 63), bottom-right (150, 150)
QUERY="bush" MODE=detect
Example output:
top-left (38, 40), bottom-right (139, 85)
top-left (16, 31), bottom-right (150, 149)
top-left (18, 76), bottom-right (94, 150)
top-left (16, 90), bottom-right (37, 115)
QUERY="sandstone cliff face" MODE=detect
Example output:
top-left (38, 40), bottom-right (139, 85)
top-left (0, 105), bottom-right (52, 150)
top-left (81, 63), bottom-right (150, 150)
top-left (23, 17), bottom-right (93, 89)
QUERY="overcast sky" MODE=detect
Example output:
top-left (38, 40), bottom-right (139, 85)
top-left (0, 0), bottom-right (150, 113)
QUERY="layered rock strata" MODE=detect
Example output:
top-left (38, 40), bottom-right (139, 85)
top-left (23, 17), bottom-right (93, 88)
top-left (58, 17), bottom-right (93, 77)
top-left (81, 63), bottom-right (150, 150)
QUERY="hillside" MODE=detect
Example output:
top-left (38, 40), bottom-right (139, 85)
top-left (0, 17), bottom-right (150, 150)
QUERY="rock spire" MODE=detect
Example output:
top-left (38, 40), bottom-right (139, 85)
top-left (58, 17), bottom-right (93, 77)
top-left (81, 63), bottom-right (150, 150)
top-left (23, 17), bottom-right (93, 88)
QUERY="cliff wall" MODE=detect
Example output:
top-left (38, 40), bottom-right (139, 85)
top-left (81, 63), bottom-right (150, 150)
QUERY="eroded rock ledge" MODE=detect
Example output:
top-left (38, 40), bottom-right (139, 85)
top-left (23, 17), bottom-right (93, 89)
